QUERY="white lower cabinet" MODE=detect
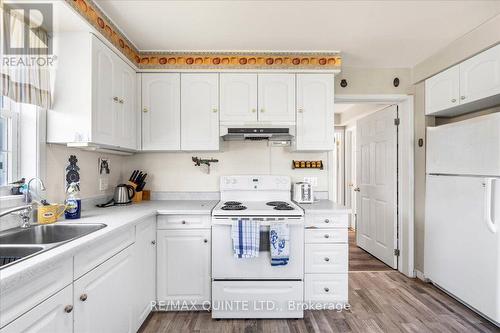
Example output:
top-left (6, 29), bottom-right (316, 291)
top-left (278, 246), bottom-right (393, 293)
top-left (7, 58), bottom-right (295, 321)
top-left (157, 228), bottom-right (211, 307)
top-left (305, 274), bottom-right (348, 305)
top-left (133, 217), bottom-right (157, 331)
top-left (74, 246), bottom-right (135, 333)
top-left (0, 285), bottom-right (73, 333)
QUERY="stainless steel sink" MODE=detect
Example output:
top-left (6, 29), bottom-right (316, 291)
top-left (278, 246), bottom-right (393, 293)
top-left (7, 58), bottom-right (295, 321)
top-left (0, 223), bottom-right (107, 269)
top-left (0, 224), bottom-right (106, 245)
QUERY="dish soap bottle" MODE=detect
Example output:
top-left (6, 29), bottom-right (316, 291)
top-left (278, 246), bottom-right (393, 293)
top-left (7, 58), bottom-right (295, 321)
top-left (65, 182), bottom-right (81, 219)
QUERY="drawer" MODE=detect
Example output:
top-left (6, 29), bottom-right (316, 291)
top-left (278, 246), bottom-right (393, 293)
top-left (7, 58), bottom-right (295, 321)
top-left (305, 228), bottom-right (347, 244)
top-left (0, 257), bottom-right (72, 328)
top-left (305, 274), bottom-right (348, 305)
top-left (305, 244), bottom-right (348, 273)
top-left (157, 215), bottom-right (210, 229)
top-left (74, 227), bottom-right (134, 278)
top-left (305, 214), bottom-right (348, 229)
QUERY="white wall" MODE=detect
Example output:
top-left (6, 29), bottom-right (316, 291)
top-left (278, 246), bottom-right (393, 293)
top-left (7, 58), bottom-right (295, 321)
top-left (122, 141), bottom-right (329, 193)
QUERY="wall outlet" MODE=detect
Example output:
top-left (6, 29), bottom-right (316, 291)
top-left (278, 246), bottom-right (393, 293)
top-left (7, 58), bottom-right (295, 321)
top-left (303, 177), bottom-right (318, 187)
top-left (99, 178), bottom-right (109, 191)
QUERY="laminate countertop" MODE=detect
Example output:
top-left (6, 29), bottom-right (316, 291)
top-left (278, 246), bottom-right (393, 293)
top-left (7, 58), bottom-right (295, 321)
top-left (0, 200), bottom-right (218, 289)
top-left (296, 200), bottom-right (351, 214)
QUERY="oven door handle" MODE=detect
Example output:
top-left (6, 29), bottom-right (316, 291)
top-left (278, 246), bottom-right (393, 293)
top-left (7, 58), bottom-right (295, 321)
top-left (212, 220), bottom-right (303, 226)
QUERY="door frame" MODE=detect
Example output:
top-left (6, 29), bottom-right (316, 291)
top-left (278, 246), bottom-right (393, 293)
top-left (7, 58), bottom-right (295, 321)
top-left (334, 94), bottom-right (415, 278)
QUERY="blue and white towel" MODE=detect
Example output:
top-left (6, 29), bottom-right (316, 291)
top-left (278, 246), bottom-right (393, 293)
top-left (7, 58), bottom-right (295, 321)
top-left (232, 219), bottom-right (260, 258)
top-left (269, 223), bottom-right (290, 266)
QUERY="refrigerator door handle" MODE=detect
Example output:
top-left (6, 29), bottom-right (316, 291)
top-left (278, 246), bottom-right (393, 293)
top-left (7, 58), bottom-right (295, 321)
top-left (484, 178), bottom-right (497, 234)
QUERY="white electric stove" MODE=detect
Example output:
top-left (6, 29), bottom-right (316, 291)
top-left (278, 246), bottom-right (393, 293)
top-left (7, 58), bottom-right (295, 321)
top-left (211, 175), bottom-right (305, 319)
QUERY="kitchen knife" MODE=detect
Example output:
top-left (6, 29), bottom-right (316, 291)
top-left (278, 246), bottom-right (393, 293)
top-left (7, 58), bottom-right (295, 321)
top-left (129, 170), bottom-right (138, 182)
top-left (136, 181), bottom-right (146, 192)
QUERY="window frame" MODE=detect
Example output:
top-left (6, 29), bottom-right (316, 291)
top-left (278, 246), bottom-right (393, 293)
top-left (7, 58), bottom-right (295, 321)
top-left (0, 100), bottom-right (20, 190)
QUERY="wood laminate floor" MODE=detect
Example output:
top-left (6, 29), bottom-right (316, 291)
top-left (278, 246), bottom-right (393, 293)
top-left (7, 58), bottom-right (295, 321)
top-left (348, 230), bottom-right (393, 272)
top-left (139, 271), bottom-right (499, 333)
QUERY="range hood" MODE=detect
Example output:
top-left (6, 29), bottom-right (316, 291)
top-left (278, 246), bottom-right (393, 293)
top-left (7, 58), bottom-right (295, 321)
top-left (221, 127), bottom-right (294, 142)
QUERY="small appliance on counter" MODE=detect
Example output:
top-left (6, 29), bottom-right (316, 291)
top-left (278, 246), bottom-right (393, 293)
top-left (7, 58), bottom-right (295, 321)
top-left (96, 184), bottom-right (135, 208)
top-left (293, 182), bottom-right (314, 203)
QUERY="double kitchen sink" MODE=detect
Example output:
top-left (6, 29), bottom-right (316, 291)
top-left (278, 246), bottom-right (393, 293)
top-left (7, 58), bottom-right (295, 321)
top-left (0, 223), bottom-right (106, 270)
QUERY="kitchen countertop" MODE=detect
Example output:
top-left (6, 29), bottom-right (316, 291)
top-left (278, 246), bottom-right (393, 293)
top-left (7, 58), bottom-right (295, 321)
top-left (296, 200), bottom-right (351, 214)
top-left (0, 200), bottom-right (218, 290)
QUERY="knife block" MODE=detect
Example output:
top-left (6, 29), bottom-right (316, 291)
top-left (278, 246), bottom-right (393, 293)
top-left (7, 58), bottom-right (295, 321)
top-left (128, 181), bottom-right (143, 203)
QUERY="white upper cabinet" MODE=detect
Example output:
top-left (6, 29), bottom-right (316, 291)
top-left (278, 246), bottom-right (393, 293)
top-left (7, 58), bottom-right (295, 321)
top-left (258, 74), bottom-right (295, 122)
top-left (220, 74), bottom-right (257, 122)
top-left (114, 62), bottom-right (137, 150)
top-left (425, 65), bottom-right (460, 116)
top-left (141, 73), bottom-right (181, 150)
top-left (181, 73), bottom-right (219, 151)
top-left (425, 44), bottom-right (500, 117)
top-left (296, 74), bottom-right (335, 151)
top-left (460, 44), bottom-right (500, 105)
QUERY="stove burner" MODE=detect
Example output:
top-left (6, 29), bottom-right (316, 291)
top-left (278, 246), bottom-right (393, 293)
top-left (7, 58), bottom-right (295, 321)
top-left (266, 201), bottom-right (289, 207)
top-left (221, 205), bottom-right (247, 211)
top-left (224, 201), bottom-right (242, 206)
top-left (274, 205), bottom-right (294, 211)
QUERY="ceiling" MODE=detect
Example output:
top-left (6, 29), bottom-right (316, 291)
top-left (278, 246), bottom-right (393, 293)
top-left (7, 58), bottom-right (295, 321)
top-left (94, 0), bottom-right (500, 68)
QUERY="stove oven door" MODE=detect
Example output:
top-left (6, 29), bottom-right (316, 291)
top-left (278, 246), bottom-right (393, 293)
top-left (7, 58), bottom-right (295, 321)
top-left (212, 217), bottom-right (304, 280)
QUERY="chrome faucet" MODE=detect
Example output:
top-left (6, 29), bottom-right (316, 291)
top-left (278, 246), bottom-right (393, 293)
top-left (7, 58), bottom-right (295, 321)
top-left (0, 204), bottom-right (33, 228)
top-left (24, 178), bottom-right (46, 204)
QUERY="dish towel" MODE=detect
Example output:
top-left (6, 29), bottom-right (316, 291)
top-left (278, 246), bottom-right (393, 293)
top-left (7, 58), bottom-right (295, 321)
top-left (232, 219), bottom-right (260, 258)
top-left (270, 223), bottom-right (290, 266)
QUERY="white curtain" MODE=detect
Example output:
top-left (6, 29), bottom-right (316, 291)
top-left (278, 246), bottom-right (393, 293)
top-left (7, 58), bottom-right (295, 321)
top-left (1, 3), bottom-right (52, 109)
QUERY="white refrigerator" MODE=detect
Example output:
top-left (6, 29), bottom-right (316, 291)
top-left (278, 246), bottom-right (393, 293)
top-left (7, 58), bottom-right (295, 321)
top-left (425, 112), bottom-right (500, 325)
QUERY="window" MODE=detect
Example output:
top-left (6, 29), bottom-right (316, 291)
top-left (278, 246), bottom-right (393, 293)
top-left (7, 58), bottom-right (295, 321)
top-left (0, 97), bottom-right (19, 187)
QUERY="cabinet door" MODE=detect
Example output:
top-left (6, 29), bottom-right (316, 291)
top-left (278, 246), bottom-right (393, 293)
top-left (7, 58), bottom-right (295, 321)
top-left (133, 218), bottom-right (156, 331)
top-left (460, 44), bottom-right (500, 105)
top-left (91, 35), bottom-right (115, 145)
top-left (181, 74), bottom-right (219, 151)
top-left (157, 229), bottom-right (211, 305)
top-left (220, 73), bottom-right (257, 122)
top-left (115, 61), bottom-right (137, 149)
top-left (425, 65), bottom-right (460, 115)
top-left (74, 246), bottom-right (134, 333)
top-left (296, 74), bottom-right (335, 150)
top-left (258, 74), bottom-right (295, 122)
top-left (142, 73), bottom-right (181, 150)
top-left (0, 286), bottom-right (73, 333)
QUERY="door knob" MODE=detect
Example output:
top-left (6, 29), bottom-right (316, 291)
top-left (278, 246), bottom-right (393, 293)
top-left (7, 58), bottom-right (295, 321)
top-left (80, 294), bottom-right (88, 302)
top-left (354, 187), bottom-right (360, 192)
top-left (64, 305), bottom-right (73, 313)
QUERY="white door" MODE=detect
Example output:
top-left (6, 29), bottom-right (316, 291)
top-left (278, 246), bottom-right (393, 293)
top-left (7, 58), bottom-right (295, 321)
top-left (460, 44), bottom-right (500, 105)
top-left (157, 229), bottom-right (211, 305)
top-left (115, 61), bottom-right (136, 149)
top-left (424, 65), bottom-right (460, 115)
top-left (74, 246), bottom-right (134, 333)
top-left (355, 105), bottom-right (397, 268)
top-left (91, 35), bottom-right (115, 145)
top-left (181, 74), bottom-right (219, 151)
top-left (0, 286), bottom-right (73, 333)
top-left (258, 74), bottom-right (295, 122)
top-left (133, 217), bottom-right (156, 331)
top-left (220, 73), bottom-right (257, 122)
top-left (142, 73), bottom-right (181, 150)
top-left (296, 74), bottom-right (335, 150)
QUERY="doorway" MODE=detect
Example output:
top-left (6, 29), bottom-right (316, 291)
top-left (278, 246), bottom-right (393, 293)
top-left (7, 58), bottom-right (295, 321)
top-left (335, 101), bottom-right (405, 272)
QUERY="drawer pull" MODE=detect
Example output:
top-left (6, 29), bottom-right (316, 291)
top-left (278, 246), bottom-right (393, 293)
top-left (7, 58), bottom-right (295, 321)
top-left (80, 294), bottom-right (88, 302)
top-left (324, 287), bottom-right (330, 293)
top-left (182, 220), bottom-right (186, 224)
top-left (151, 240), bottom-right (156, 245)
top-left (324, 257), bottom-right (330, 262)
top-left (64, 305), bottom-right (73, 313)
top-left (204, 239), bottom-right (208, 243)
top-left (324, 234), bottom-right (330, 239)
top-left (324, 219), bottom-right (330, 223)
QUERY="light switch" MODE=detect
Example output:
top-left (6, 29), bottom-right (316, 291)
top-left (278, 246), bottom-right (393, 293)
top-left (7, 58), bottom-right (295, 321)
top-left (303, 177), bottom-right (318, 187)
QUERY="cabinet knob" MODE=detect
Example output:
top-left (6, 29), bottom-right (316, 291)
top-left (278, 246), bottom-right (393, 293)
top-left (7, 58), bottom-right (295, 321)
top-left (251, 109), bottom-right (256, 113)
top-left (64, 305), bottom-right (73, 313)
top-left (113, 96), bottom-right (119, 102)
top-left (461, 96), bottom-right (466, 100)
top-left (324, 287), bottom-right (330, 293)
top-left (324, 257), bottom-right (330, 262)
top-left (324, 219), bottom-right (330, 223)
top-left (204, 239), bottom-right (208, 243)
top-left (143, 107), bottom-right (148, 113)
top-left (298, 108), bottom-right (304, 113)
top-left (181, 220), bottom-right (186, 224)
top-left (212, 108), bottom-right (218, 113)
top-left (451, 98), bottom-right (457, 103)
top-left (151, 240), bottom-right (156, 245)
top-left (260, 109), bottom-right (265, 113)
top-left (119, 99), bottom-right (124, 104)
top-left (80, 294), bottom-right (88, 302)
top-left (353, 187), bottom-right (360, 192)
top-left (324, 234), bottom-right (330, 239)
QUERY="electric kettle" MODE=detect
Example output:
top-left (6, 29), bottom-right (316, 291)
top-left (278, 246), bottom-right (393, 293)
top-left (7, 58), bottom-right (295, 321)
top-left (97, 184), bottom-right (135, 207)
